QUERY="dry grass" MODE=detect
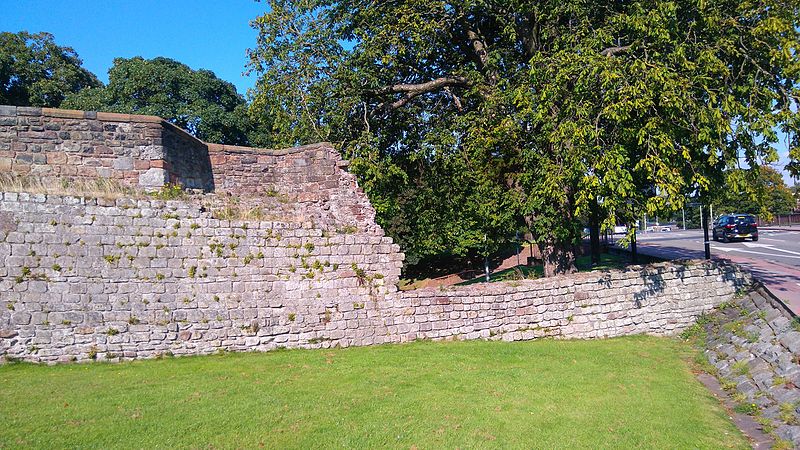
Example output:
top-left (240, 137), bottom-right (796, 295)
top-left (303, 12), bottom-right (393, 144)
top-left (1, 174), bottom-right (291, 222)
top-left (211, 205), bottom-right (268, 221)
top-left (0, 174), bottom-right (139, 200)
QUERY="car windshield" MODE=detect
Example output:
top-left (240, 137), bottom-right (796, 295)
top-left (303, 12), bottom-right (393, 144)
top-left (734, 216), bottom-right (755, 224)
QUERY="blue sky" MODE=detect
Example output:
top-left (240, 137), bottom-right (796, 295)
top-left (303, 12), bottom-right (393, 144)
top-left (1, 0), bottom-right (265, 96)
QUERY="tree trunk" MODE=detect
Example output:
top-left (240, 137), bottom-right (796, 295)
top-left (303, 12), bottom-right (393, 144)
top-left (539, 240), bottom-right (577, 277)
top-left (589, 198), bottom-right (601, 266)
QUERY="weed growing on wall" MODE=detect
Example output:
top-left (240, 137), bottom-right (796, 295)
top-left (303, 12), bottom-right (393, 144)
top-left (0, 174), bottom-right (137, 199)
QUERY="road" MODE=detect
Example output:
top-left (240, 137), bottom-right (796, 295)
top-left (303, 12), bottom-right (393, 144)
top-left (617, 228), bottom-right (800, 314)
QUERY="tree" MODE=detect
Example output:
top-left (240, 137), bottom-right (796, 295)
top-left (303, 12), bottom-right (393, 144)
top-left (248, 1), bottom-right (800, 275)
top-left (716, 166), bottom-right (796, 216)
top-left (0, 31), bottom-right (100, 107)
top-left (63, 57), bottom-right (254, 145)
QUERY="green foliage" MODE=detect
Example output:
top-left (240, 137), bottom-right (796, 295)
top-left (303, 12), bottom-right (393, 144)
top-left (103, 255), bottom-right (120, 264)
top-left (248, 0), bottom-right (800, 274)
top-left (62, 56), bottom-right (254, 145)
top-left (149, 183), bottom-right (186, 201)
top-left (733, 402), bottom-right (759, 416)
top-left (731, 360), bottom-right (750, 377)
top-left (0, 31), bottom-right (100, 107)
top-left (715, 166), bottom-right (796, 218)
top-left (779, 402), bottom-right (799, 425)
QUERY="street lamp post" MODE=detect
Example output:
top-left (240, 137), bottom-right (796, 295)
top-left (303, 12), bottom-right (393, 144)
top-left (682, 207), bottom-right (686, 230)
top-left (701, 204), bottom-right (711, 260)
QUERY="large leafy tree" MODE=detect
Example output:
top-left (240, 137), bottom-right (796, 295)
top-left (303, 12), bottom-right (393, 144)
top-left (716, 166), bottom-right (796, 216)
top-left (63, 56), bottom-right (254, 145)
top-left (248, 0), bottom-right (800, 275)
top-left (0, 31), bottom-right (100, 107)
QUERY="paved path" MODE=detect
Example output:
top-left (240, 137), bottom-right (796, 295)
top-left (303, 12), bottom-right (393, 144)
top-left (624, 229), bottom-right (800, 314)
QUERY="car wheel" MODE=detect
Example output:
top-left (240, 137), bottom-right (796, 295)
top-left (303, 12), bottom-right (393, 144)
top-left (752, 236), bottom-right (758, 242)
top-left (712, 230), bottom-right (718, 241)
top-left (722, 232), bottom-right (729, 243)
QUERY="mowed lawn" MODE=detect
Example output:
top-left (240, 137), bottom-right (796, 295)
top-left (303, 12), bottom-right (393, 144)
top-left (0, 336), bottom-right (746, 449)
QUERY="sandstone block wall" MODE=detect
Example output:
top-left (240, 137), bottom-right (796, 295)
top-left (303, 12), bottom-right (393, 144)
top-left (0, 106), bottom-right (213, 190)
top-left (0, 192), bottom-right (403, 363)
top-left (381, 262), bottom-right (748, 342)
top-left (208, 143), bottom-right (380, 233)
top-left (0, 192), bottom-right (749, 363)
top-left (0, 106), bottom-right (382, 234)
top-left (0, 105), bottom-right (754, 364)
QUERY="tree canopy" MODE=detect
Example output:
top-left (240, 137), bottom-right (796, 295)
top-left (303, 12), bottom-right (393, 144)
top-left (716, 166), bottom-right (796, 216)
top-left (248, 0), bottom-right (800, 274)
top-left (63, 56), bottom-right (255, 145)
top-left (0, 31), bottom-right (100, 107)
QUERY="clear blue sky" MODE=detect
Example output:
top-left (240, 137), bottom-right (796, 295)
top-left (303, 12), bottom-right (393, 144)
top-left (1, 0), bottom-right (265, 96)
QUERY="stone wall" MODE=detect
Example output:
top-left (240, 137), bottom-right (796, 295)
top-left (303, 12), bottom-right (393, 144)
top-left (0, 192), bottom-right (402, 363)
top-left (0, 192), bottom-right (750, 363)
top-left (207, 143), bottom-right (381, 233)
top-left (380, 261), bottom-right (749, 342)
top-left (0, 105), bottom-right (754, 364)
top-left (693, 287), bottom-right (800, 446)
top-left (0, 106), bottom-right (213, 191)
top-left (0, 106), bottom-right (382, 234)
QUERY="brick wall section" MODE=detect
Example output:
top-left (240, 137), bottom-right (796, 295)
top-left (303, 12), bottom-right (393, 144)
top-left (208, 143), bottom-right (381, 233)
top-left (0, 192), bottom-right (750, 363)
top-left (0, 106), bottom-right (213, 191)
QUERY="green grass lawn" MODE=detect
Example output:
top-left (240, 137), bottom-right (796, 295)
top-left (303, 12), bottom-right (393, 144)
top-left (0, 336), bottom-right (746, 449)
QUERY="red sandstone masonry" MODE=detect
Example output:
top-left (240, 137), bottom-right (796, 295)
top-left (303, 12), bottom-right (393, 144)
top-left (207, 142), bottom-right (381, 233)
top-left (0, 105), bottom-right (380, 234)
top-left (0, 105), bottom-right (212, 190)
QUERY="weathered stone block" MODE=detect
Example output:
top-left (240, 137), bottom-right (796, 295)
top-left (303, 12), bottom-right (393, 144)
top-left (138, 168), bottom-right (168, 188)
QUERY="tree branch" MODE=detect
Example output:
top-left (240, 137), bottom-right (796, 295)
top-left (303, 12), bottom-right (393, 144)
top-left (600, 45), bottom-right (632, 57)
top-left (466, 29), bottom-right (489, 69)
top-left (370, 76), bottom-right (469, 113)
top-left (370, 76), bottom-right (469, 96)
top-left (443, 86), bottom-right (463, 111)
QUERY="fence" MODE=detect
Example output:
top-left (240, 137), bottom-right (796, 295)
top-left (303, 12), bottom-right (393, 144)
top-left (757, 213), bottom-right (800, 227)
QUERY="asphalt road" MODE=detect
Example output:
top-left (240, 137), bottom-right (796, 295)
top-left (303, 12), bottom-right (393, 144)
top-left (616, 227), bottom-right (800, 314)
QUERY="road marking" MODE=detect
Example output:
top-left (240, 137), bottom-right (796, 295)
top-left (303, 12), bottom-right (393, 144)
top-left (742, 242), bottom-right (800, 256)
top-left (713, 247), bottom-right (800, 259)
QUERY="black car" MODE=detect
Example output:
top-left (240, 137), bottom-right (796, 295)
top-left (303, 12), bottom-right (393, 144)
top-left (712, 214), bottom-right (758, 242)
